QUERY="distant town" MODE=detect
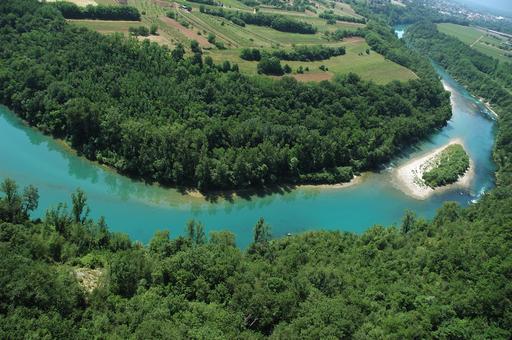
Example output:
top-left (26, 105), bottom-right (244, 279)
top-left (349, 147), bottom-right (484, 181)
top-left (415, 0), bottom-right (512, 24)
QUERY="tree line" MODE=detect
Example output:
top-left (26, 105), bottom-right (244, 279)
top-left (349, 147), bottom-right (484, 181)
top-left (199, 5), bottom-right (317, 34)
top-left (319, 10), bottom-right (366, 24)
top-left (241, 45), bottom-right (346, 62)
top-left (324, 27), bottom-right (367, 41)
top-left (51, 1), bottom-right (141, 21)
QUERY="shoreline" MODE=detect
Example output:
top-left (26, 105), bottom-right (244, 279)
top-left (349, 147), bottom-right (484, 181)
top-left (184, 175), bottom-right (364, 200)
top-left (393, 139), bottom-right (474, 200)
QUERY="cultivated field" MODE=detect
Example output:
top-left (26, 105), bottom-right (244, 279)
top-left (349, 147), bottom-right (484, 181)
top-left (206, 38), bottom-right (417, 84)
top-left (69, 19), bottom-right (140, 34)
top-left (66, 0), bottom-right (419, 83)
top-left (437, 23), bottom-right (512, 63)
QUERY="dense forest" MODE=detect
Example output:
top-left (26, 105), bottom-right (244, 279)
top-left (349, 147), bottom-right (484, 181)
top-left (1, 166), bottom-right (511, 337)
top-left (0, 0), bottom-right (450, 191)
top-left (1, 0), bottom-right (512, 338)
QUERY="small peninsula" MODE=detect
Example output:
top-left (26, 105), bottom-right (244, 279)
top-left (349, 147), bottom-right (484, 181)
top-left (395, 140), bottom-right (473, 199)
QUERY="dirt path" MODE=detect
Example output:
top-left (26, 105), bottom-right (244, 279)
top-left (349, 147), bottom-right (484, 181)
top-left (160, 16), bottom-right (212, 47)
top-left (182, 12), bottom-right (240, 48)
top-left (470, 35), bottom-right (483, 47)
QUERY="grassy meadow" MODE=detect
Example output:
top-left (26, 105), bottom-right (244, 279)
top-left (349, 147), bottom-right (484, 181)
top-left (437, 23), bottom-right (512, 64)
top-left (65, 0), bottom-right (419, 84)
top-left (207, 38), bottom-right (417, 84)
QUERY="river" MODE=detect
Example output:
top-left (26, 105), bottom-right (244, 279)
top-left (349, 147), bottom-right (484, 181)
top-left (0, 67), bottom-right (496, 247)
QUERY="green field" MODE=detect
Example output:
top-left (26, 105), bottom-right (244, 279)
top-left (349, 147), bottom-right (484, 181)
top-left (68, 19), bottom-right (142, 34)
top-left (207, 39), bottom-right (418, 84)
top-left (437, 23), bottom-right (512, 63)
top-left (67, 0), bottom-right (418, 84)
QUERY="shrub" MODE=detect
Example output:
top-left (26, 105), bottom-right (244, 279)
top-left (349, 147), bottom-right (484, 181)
top-left (257, 57), bottom-right (284, 76)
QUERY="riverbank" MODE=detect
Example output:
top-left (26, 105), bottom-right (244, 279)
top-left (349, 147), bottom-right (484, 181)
top-left (184, 175), bottom-right (363, 201)
top-left (394, 139), bottom-right (474, 200)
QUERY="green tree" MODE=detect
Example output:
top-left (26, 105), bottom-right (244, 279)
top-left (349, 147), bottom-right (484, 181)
top-left (150, 23), bottom-right (158, 35)
top-left (400, 210), bottom-right (416, 234)
top-left (187, 220), bottom-right (206, 245)
top-left (253, 217), bottom-right (271, 244)
top-left (257, 57), bottom-right (283, 75)
top-left (207, 33), bottom-right (216, 44)
top-left (72, 188), bottom-right (89, 224)
top-left (109, 249), bottom-right (149, 297)
top-left (171, 43), bottom-right (185, 61)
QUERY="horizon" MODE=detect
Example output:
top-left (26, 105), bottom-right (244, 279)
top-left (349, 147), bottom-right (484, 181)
top-left (452, 0), bottom-right (512, 17)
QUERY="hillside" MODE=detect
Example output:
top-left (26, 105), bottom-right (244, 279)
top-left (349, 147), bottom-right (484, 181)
top-left (61, 0), bottom-right (417, 83)
top-left (0, 0), bottom-right (450, 191)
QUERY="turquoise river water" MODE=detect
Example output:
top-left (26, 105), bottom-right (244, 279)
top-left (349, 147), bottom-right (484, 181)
top-left (0, 67), bottom-right (497, 247)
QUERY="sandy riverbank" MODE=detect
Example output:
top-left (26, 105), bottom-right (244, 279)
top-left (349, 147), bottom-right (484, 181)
top-left (394, 139), bottom-right (474, 200)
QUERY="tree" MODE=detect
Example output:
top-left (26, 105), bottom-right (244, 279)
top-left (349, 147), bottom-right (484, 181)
top-left (72, 188), bottom-right (89, 224)
top-left (253, 217), bottom-right (271, 244)
top-left (150, 23), bottom-right (158, 35)
top-left (0, 179), bottom-right (21, 222)
top-left (257, 57), bottom-right (284, 75)
top-left (204, 56), bottom-right (214, 67)
top-left (222, 60), bottom-right (231, 72)
top-left (210, 231), bottom-right (236, 248)
top-left (172, 43), bottom-right (185, 61)
top-left (207, 33), bottom-right (216, 44)
top-left (22, 185), bottom-right (39, 217)
top-left (400, 210), bottom-right (416, 234)
top-left (109, 250), bottom-right (149, 297)
top-left (149, 230), bottom-right (172, 257)
top-left (0, 179), bottom-right (38, 223)
top-left (190, 40), bottom-right (202, 54)
top-left (187, 220), bottom-right (206, 245)
top-left (283, 64), bottom-right (292, 74)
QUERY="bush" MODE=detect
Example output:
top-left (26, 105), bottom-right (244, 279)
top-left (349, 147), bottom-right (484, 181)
top-left (150, 24), bottom-right (158, 35)
top-left (299, 166), bottom-right (354, 184)
top-left (178, 17), bottom-right (189, 28)
top-left (207, 33), bottom-right (216, 44)
top-left (240, 48), bottom-right (261, 61)
top-left (214, 41), bottom-right (226, 50)
top-left (257, 57), bottom-right (284, 75)
top-left (129, 26), bottom-right (149, 37)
